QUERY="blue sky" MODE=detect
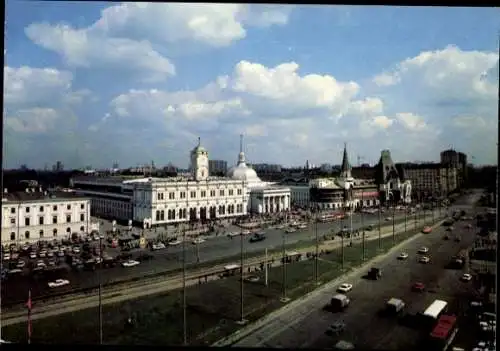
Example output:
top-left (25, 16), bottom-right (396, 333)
top-left (4, 2), bottom-right (499, 169)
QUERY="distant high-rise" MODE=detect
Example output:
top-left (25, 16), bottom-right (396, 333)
top-left (208, 159), bottom-right (228, 175)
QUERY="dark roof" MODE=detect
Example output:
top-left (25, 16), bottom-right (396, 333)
top-left (340, 143), bottom-right (351, 174)
top-left (397, 162), bottom-right (443, 170)
top-left (2, 191), bottom-right (88, 203)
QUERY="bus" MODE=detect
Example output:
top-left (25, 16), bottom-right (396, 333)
top-left (420, 300), bottom-right (448, 328)
top-left (427, 314), bottom-right (459, 350)
top-left (319, 212), bottom-right (344, 222)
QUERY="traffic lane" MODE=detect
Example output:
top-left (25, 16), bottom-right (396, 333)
top-left (308, 222), bottom-right (477, 350)
top-left (255, 222), bottom-right (473, 349)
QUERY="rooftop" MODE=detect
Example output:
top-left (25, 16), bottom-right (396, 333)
top-left (71, 175), bottom-right (243, 185)
top-left (2, 190), bottom-right (89, 203)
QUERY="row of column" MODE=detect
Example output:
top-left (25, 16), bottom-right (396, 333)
top-left (263, 195), bottom-right (290, 213)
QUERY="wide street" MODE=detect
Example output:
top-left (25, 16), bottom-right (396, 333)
top-left (1, 208), bottom-right (442, 305)
top-left (230, 199), bottom-right (478, 350)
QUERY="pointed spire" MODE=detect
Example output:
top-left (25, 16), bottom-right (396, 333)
top-left (238, 134), bottom-right (246, 165)
top-left (197, 136), bottom-right (201, 147)
top-left (340, 142), bottom-right (352, 179)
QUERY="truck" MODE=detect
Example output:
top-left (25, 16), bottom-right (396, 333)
top-left (329, 294), bottom-right (350, 311)
top-left (367, 267), bottom-right (382, 280)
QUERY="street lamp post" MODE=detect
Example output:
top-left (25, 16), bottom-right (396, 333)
top-left (378, 201), bottom-right (382, 252)
top-left (182, 222), bottom-right (187, 346)
top-left (239, 215), bottom-right (245, 323)
top-left (314, 205), bottom-right (319, 284)
top-left (281, 229), bottom-right (289, 302)
top-left (392, 198), bottom-right (396, 247)
top-left (98, 236), bottom-right (103, 345)
top-left (361, 192), bottom-right (366, 261)
top-left (341, 203), bottom-right (345, 270)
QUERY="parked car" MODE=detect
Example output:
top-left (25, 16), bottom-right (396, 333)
top-left (418, 247), bottom-right (429, 254)
top-left (48, 279), bottom-right (70, 288)
top-left (398, 252), bottom-right (409, 260)
top-left (122, 260), bottom-right (140, 268)
top-left (419, 256), bottom-right (430, 264)
top-left (461, 273), bottom-right (472, 281)
top-left (412, 282), bottom-right (425, 292)
top-left (337, 283), bottom-right (353, 293)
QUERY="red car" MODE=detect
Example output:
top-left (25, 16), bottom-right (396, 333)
top-left (412, 282), bottom-right (425, 292)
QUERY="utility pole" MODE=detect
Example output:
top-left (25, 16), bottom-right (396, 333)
top-left (341, 203), bottom-right (345, 270)
top-left (404, 204), bottom-right (408, 233)
top-left (314, 205), bottom-right (319, 284)
top-left (182, 222), bottom-right (187, 345)
top-left (414, 205), bottom-right (418, 231)
top-left (361, 191), bottom-right (366, 261)
top-left (378, 201), bottom-right (382, 251)
top-left (392, 200), bottom-right (396, 246)
top-left (239, 214), bottom-right (245, 323)
top-left (281, 230), bottom-right (289, 302)
top-left (98, 236), bottom-right (103, 345)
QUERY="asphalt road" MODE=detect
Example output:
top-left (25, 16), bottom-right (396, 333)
top-left (231, 201), bottom-right (478, 350)
top-left (1, 209), bottom-right (441, 304)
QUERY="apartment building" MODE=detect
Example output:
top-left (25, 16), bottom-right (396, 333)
top-left (400, 163), bottom-right (458, 196)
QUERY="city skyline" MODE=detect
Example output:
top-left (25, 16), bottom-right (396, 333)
top-left (4, 3), bottom-right (499, 169)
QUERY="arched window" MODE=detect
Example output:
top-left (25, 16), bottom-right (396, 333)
top-left (80, 226), bottom-right (85, 232)
top-left (25, 231), bottom-right (30, 239)
top-left (66, 227), bottom-right (71, 233)
top-left (39, 230), bottom-right (44, 238)
top-left (53, 228), bottom-right (58, 236)
top-left (10, 232), bottom-right (15, 241)
top-left (160, 210), bottom-right (165, 221)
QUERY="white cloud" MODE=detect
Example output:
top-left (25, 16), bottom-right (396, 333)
top-left (25, 23), bottom-right (175, 82)
top-left (5, 108), bottom-right (60, 133)
top-left (452, 115), bottom-right (492, 130)
top-left (24, 4), bottom-right (291, 81)
top-left (373, 72), bottom-right (400, 87)
top-left (369, 115), bottom-right (394, 129)
top-left (395, 112), bottom-right (428, 131)
top-left (91, 3), bottom-right (290, 47)
top-left (373, 45), bottom-right (499, 102)
top-left (4, 66), bottom-right (73, 106)
top-left (245, 124), bottom-right (268, 137)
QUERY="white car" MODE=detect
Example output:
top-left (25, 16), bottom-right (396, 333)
top-left (122, 260), bottom-right (140, 268)
top-left (3, 253), bottom-right (11, 261)
top-left (228, 231), bottom-right (240, 237)
top-left (398, 252), bottom-right (409, 260)
top-left (337, 283), bottom-right (353, 293)
top-left (242, 230), bottom-right (251, 236)
top-left (419, 256), bottom-right (430, 264)
top-left (276, 225), bottom-right (285, 230)
top-left (168, 240), bottom-right (182, 246)
top-left (16, 261), bottom-right (26, 268)
top-left (57, 251), bottom-right (65, 257)
top-left (48, 279), bottom-right (70, 288)
top-left (29, 252), bottom-right (37, 259)
top-left (285, 228), bottom-right (297, 234)
top-left (298, 224), bottom-right (307, 229)
top-left (192, 238), bottom-right (206, 245)
top-left (385, 217), bottom-right (393, 221)
top-left (72, 247), bottom-right (81, 254)
top-left (47, 251), bottom-right (54, 258)
top-left (461, 273), bottom-right (472, 281)
top-left (152, 243), bottom-right (166, 250)
top-left (418, 247), bottom-right (429, 254)
top-left (39, 251), bottom-right (47, 258)
top-left (36, 260), bottom-right (46, 268)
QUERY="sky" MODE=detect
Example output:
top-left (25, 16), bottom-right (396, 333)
top-left (3, 3), bottom-right (499, 170)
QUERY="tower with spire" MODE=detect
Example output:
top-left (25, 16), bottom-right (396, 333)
top-left (237, 134), bottom-right (246, 165)
top-left (339, 142), bottom-right (353, 180)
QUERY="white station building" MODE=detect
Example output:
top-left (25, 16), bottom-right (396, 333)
top-left (1, 188), bottom-right (93, 246)
top-left (228, 135), bottom-right (291, 214)
top-left (71, 137), bottom-right (291, 228)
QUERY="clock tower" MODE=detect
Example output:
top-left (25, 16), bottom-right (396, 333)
top-left (190, 137), bottom-right (209, 181)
